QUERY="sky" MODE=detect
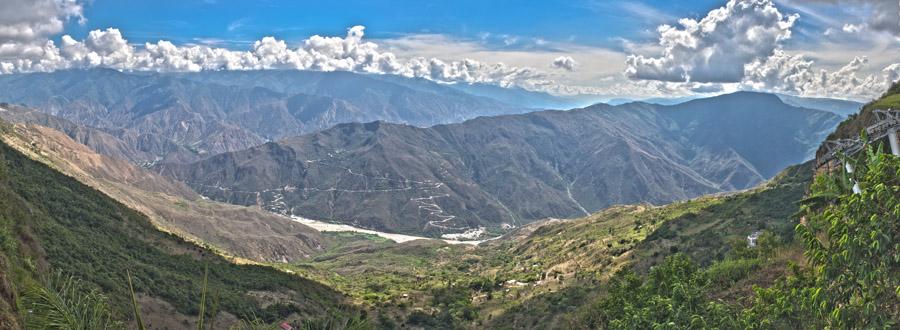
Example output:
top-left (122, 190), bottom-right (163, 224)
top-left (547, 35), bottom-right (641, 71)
top-left (1, 0), bottom-right (898, 101)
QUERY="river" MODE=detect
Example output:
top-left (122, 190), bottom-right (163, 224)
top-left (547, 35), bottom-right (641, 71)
top-left (288, 216), bottom-right (488, 245)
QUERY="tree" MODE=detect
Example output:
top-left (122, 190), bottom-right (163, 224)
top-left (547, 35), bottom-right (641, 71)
top-left (794, 145), bottom-right (900, 328)
top-left (586, 254), bottom-right (738, 329)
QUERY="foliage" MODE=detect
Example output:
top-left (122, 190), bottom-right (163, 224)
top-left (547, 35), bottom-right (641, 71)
top-left (579, 145), bottom-right (899, 329)
top-left (580, 254), bottom-right (740, 329)
top-left (22, 266), bottom-right (369, 330)
top-left (22, 271), bottom-right (123, 330)
top-left (790, 145), bottom-right (899, 327)
top-left (635, 163), bottom-right (811, 269)
top-left (0, 140), bottom-right (352, 325)
top-left (704, 258), bottom-right (761, 288)
top-left (298, 314), bottom-right (373, 330)
top-left (739, 263), bottom-right (823, 329)
top-left (127, 270), bottom-right (146, 330)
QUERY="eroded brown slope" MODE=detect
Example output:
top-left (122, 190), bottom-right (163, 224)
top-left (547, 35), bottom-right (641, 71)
top-left (0, 121), bottom-right (325, 262)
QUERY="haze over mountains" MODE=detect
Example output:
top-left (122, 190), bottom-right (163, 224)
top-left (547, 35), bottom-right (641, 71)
top-left (157, 90), bottom-right (841, 236)
top-left (0, 69), bottom-right (858, 167)
top-left (0, 69), bottom-right (846, 239)
top-left (606, 94), bottom-right (863, 117)
top-left (0, 69), bottom-right (549, 164)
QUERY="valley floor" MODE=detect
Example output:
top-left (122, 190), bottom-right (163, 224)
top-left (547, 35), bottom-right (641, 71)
top-left (288, 215), bottom-right (485, 245)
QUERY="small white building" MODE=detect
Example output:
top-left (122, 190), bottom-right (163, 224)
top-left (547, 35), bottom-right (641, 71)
top-left (747, 230), bottom-right (763, 248)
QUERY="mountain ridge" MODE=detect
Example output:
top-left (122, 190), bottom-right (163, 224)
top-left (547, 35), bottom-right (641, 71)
top-left (159, 91), bottom-right (840, 236)
top-left (0, 69), bottom-right (531, 164)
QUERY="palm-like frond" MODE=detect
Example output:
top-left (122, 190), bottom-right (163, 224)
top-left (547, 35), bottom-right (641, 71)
top-left (23, 271), bottom-right (122, 330)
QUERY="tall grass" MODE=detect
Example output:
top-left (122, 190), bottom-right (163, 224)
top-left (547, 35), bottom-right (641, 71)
top-left (127, 270), bottom-right (146, 330)
top-left (23, 271), bottom-right (123, 329)
top-left (197, 264), bottom-right (208, 330)
top-left (299, 315), bottom-right (373, 330)
top-left (230, 318), bottom-right (280, 330)
top-left (27, 268), bottom-right (373, 330)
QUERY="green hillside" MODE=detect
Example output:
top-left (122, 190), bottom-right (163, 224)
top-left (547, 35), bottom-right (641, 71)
top-left (488, 84), bottom-right (900, 329)
top-left (0, 134), bottom-right (355, 328)
top-left (291, 160), bottom-right (816, 328)
top-left (482, 162), bottom-right (813, 328)
top-left (485, 143), bottom-right (897, 329)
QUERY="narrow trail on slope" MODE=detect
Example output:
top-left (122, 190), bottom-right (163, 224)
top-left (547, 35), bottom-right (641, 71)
top-left (567, 178), bottom-right (590, 216)
top-left (553, 162), bottom-right (589, 216)
top-left (413, 194), bottom-right (466, 231)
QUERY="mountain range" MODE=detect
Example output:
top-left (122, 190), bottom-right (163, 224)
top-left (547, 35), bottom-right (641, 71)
top-left (157, 91), bottom-right (841, 237)
top-left (606, 94), bottom-right (862, 116)
top-left (0, 67), bottom-right (890, 329)
top-left (0, 69), bottom-right (538, 164)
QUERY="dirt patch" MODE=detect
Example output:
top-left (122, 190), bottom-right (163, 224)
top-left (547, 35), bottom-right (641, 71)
top-left (137, 294), bottom-right (238, 330)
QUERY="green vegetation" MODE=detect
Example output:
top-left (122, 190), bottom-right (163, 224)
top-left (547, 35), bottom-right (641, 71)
top-left (481, 163), bottom-right (812, 328)
top-left (633, 162), bottom-right (812, 269)
top-left (570, 144), bottom-right (899, 329)
top-left (578, 254), bottom-right (739, 329)
top-left (1, 129), bottom-right (893, 330)
top-left (22, 271), bottom-right (121, 329)
top-left (3, 83), bottom-right (897, 329)
top-left (759, 145), bottom-right (898, 328)
top-left (287, 160), bottom-right (814, 328)
top-left (870, 93), bottom-right (900, 110)
top-left (14, 265), bottom-right (375, 330)
top-left (0, 140), bottom-right (355, 327)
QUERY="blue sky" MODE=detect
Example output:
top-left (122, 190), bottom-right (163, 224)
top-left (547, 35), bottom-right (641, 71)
top-left (2, 0), bottom-right (898, 101)
top-left (68, 1), bottom-right (728, 48)
top-left (63, 0), bottom-right (864, 51)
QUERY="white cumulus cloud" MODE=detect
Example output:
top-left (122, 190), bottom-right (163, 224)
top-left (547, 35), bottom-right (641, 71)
top-left (842, 23), bottom-right (863, 33)
top-left (742, 50), bottom-right (900, 100)
top-left (552, 56), bottom-right (577, 71)
top-left (625, 0), bottom-right (798, 83)
top-left (0, 0), bottom-right (83, 73)
top-left (625, 0), bottom-right (899, 100)
top-left (0, 0), bottom-right (896, 101)
top-left (0, 19), bottom-right (559, 93)
top-left (0, 1), bottom-right (561, 90)
top-left (0, 0), bottom-right (83, 42)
